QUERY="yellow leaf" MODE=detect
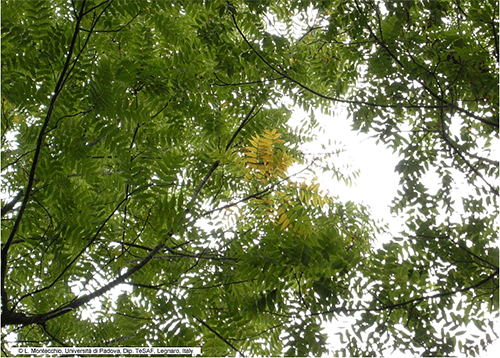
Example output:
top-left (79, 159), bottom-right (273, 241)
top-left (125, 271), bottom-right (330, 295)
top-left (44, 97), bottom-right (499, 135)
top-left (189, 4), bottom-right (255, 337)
top-left (245, 151), bottom-right (258, 157)
top-left (261, 155), bottom-right (273, 164)
top-left (281, 218), bottom-right (290, 230)
top-left (249, 138), bottom-right (259, 147)
top-left (263, 129), bottom-right (280, 140)
top-left (277, 213), bottom-right (287, 225)
top-left (13, 116), bottom-right (20, 123)
top-left (246, 157), bottom-right (259, 164)
top-left (259, 137), bottom-right (273, 147)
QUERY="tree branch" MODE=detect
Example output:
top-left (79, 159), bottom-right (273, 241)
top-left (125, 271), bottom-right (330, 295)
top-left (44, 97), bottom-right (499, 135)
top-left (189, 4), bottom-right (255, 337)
top-left (490, 19), bottom-right (499, 63)
top-left (354, 0), bottom-right (498, 128)
top-left (202, 162), bottom-right (314, 217)
top-left (230, 12), bottom-right (448, 112)
top-left (1, 191), bottom-right (23, 217)
top-left (211, 72), bottom-right (285, 87)
top-left (1, 0), bottom-right (88, 318)
top-left (439, 110), bottom-right (499, 196)
top-left (192, 314), bottom-right (243, 356)
top-left (13, 195), bottom-right (130, 309)
top-left (40, 323), bottom-right (69, 347)
top-left (80, 10), bottom-right (141, 33)
top-left (1, 241), bottom-right (166, 327)
top-left (185, 105), bottom-right (259, 214)
top-left (264, 267), bottom-right (498, 319)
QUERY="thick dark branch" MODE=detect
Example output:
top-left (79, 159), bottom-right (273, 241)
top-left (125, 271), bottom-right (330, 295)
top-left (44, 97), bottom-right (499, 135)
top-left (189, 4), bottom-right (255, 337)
top-left (62, 1), bottom-right (114, 88)
top-left (1, 103), bottom-right (259, 328)
top-left (1, 191), bottom-right (23, 217)
top-left (491, 19), bottom-right (499, 63)
top-left (225, 105), bottom-right (257, 151)
top-left (1, 0), bottom-right (88, 315)
top-left (1, 241), bottom-right (165, 327)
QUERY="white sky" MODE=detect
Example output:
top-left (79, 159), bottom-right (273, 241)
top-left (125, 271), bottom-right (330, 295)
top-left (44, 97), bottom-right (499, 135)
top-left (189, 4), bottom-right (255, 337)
top-left (288, 105), bottom-right (403, 233)
top-left (287, 106), bottom-right (500, 357)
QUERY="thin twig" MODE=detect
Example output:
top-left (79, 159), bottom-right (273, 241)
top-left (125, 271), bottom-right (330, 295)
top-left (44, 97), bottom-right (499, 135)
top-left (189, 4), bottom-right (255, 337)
top-left (192, 315), bottom-right (243, 356)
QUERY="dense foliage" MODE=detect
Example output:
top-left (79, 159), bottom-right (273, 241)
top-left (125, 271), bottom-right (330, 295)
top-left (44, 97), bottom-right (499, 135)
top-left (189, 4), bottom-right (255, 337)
top-left (1, 0), bottom-right (498, 356)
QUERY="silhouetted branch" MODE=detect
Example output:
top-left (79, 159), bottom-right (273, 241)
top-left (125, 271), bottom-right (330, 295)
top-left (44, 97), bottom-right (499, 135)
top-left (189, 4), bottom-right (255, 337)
top-left (1, 191), bottom-right (23, 217)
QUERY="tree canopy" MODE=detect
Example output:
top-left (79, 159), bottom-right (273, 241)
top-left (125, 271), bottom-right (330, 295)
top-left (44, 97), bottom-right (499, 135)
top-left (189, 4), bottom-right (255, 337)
top-left (1, 0), bottom-right (498, 356)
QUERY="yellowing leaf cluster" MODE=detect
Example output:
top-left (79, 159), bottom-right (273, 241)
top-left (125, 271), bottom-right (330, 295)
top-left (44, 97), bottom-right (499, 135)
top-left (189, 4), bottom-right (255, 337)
top-left (276, 211), bottom-right (290, 231)
top-left (244, 129), bottom-right (295, 183)
top-left (240, 130), bottom-right (333, 233)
